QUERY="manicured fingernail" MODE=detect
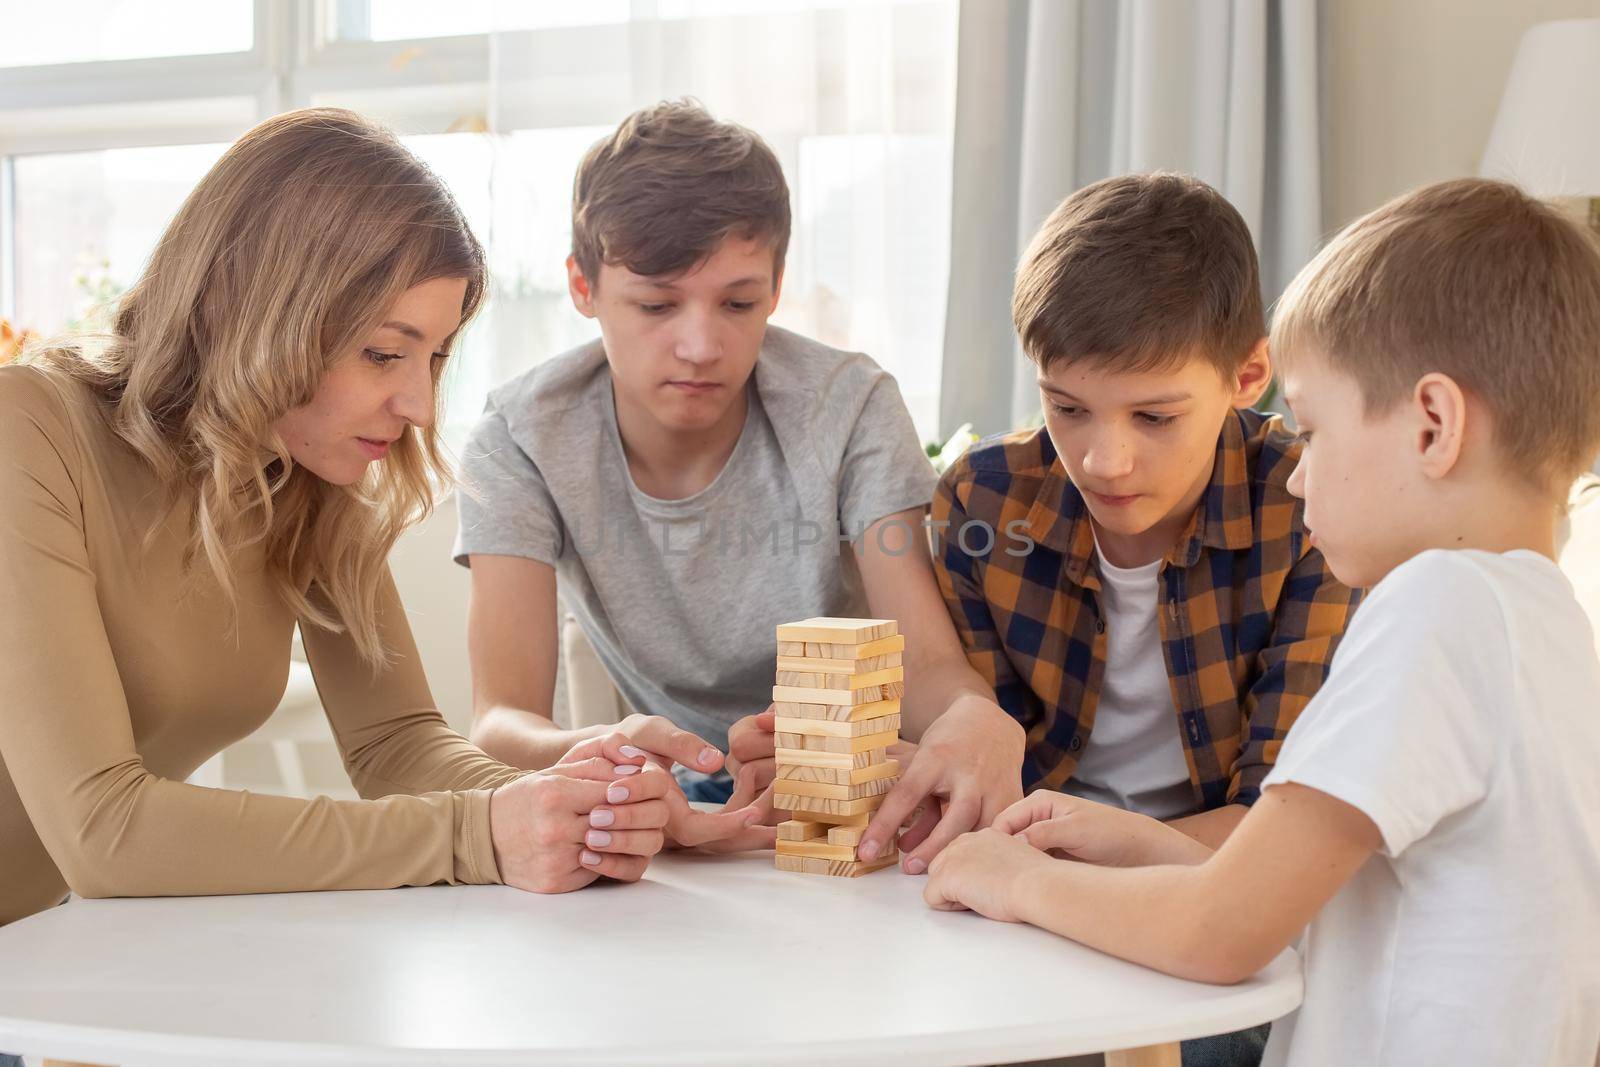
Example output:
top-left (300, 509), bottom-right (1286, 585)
top-left (906, 857), bottom-right (927, 875)
top-left (586, 829), bottom-right (612, 848)
top-left (581, 850), bottom-right (602, 866)
top-left (619, 745), bottom-right (646, 758)
top-left (858, 840), bottom-right (880, 860)
top-left (589, 808), bottom-right (615, 828)
top-left (607, 784), bottom-right (629, 803)
top-left (699, 747), bottom-right (719, 767)
top-left (614, 764), bottom-right (640, 775)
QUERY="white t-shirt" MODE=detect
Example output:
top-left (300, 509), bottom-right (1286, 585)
top-left (1261, 549), bottom-right (1600, 1067)
top-left (1064, 546), bottom-right (1195, 819)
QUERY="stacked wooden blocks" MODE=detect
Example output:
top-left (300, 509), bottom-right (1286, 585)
top-left (772, 617), bottom-right (904, 877)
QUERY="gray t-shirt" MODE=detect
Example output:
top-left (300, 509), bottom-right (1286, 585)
top-left (453, 325), bottom-right (937, 752)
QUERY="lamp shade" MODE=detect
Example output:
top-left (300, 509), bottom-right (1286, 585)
top-left (1480, 18), bottom-right (1600, 197)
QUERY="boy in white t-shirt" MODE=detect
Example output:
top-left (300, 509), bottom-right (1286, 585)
top-left (921, 177), bottom-right (1600, 1066)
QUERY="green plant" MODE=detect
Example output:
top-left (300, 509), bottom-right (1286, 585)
top-left (924, 422), bottom-right (979, 475)
top-left (67, 254), bottom-right (124, 334)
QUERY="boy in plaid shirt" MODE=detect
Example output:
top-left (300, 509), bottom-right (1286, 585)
top-left (927, 173), bottom-right (1360, 853)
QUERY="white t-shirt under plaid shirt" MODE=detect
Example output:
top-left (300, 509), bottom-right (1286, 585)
top-left (1260, 549), bottom-right (1600, 1066)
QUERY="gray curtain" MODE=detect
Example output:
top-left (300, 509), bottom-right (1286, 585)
top-left (939, 0), bottom-right (1322, 438)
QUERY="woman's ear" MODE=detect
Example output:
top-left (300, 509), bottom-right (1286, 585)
top-left (1412, 372), bottom-right (1468, 481)
top-left (1232, 337), bottom-right (1273, 409)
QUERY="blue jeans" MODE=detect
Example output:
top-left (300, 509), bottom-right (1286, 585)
top-left (1181, 1022), bottom-right (1270, 1066)
top-left (672, 766), bottom-right (734, 804)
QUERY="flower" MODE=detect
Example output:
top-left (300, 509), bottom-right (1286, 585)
top-left (0, 319), bottom-right (36, 364)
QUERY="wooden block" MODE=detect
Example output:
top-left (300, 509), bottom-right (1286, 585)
top-left (777, 633), bottom-right (908, 659)
top-left (796, 848), bottom-right (899, 878)
top-left (826, 825), bottom-right (865, 847)
top-left (773, 713), bottom-right (900, 739)
top-left (776, 819), bottom-right (827, 842)
top-left (772, 681), bottom-right (905, 706)
top-left (775, 838), bottom-right (858, 861)
top-left (774, 791), bottom-right (886, 817)
top-left (773, 666), bottom-right (904, 691)
top-left (775, 651), bottom-right (902, 674)
top-left (773, 730), bottom-right (898, 754)
top-left (775, 853), bottom-right (807, 873)
top-left (772, 747), bottom-right (888, 769)
top-left (796, 807), bottom-right (874, 826)
top-left (791, 634), bottom-right (905, 660)
top-left (775, 617), bottom-right (899, 644)
top-left (776, 759), bottom-right (899, 786)
top-left (773, 697), bottom-right (899, 724)
top-left (772, 774), bottom-right (896, 801)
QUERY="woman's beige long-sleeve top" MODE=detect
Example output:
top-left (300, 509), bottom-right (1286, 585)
top-left (0, 364), bottom-right (525, 926)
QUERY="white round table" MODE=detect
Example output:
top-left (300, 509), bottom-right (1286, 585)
top-left (0, 850), bottom-right (1301, 1066)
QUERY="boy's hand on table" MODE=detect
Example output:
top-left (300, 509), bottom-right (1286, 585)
top-left (652, 757), bottom-right (776, 854)
top-left (858, 699), bottom-right (1025, 874)
top-left (994, 791), bottom-right (1213, 868)
top-left (923, 827), bottom-right (1047, 922)
top-left (724, 706), bottom-right (777, 796)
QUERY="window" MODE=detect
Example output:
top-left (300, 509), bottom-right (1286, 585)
top-left (1, 0), bottom-right (956, 445)
top-left (0, 1), bottom-right (252, 68)
top-left (12, 143), bottom-right (228, 335)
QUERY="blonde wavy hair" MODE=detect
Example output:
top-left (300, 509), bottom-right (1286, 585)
top-left (28, 107), bottom-right (486, 665)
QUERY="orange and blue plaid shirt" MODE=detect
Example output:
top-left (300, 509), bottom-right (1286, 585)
top-left (932, 408), bottom-right (1361, 809)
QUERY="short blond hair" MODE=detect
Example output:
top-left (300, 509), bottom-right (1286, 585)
top-left (1272, 178), bottom-right (1600, 492)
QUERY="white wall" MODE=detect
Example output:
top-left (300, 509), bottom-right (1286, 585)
top-left (1322, 0), bottom-right (1600, 231)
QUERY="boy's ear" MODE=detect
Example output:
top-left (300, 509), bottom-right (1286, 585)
top-left (1231, 337), bottom-right (1273, 408)
top-left (1413, 372), bottom-right (1468, 481)
top-left (567, 255), bottom-right (598, 319)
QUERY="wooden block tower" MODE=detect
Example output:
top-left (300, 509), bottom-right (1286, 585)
top-left (771, 617), bottom-right (904, 877)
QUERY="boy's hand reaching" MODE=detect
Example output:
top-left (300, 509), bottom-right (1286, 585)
top-left (612, 713), bottom-right (726, 775)
top-left (923, 827), bottom-right (1046, 922)
top-left (660, 762), bottom-right (777, 853)
top-left (724, 706), bottom-right (777, 797)
top-left (993, 790), bottom-right (1214, 868)
top-left (857, 698), bottom-right (1024, 874)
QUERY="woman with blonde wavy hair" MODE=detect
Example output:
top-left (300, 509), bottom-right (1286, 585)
top-left (0, 108), bottom-right (686, 937)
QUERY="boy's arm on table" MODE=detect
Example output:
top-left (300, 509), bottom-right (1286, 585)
top-left (467, 553), bottom-right (769, 851)
top-left (466, 553), bottom-right (723, 774)
top-left (852, 505), bottom-right (1028, 872)
top-left (927, 782), bottom-right (1380, 984)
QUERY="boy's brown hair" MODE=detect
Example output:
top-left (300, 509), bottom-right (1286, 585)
top-left (1012, 172), bottom-right (1265, 377)
top-left (1272, 177), bottom-right (1600, 492)
top-left (571, 99), bottom-right (791, 287)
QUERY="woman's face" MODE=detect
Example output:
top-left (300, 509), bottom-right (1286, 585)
top-left (271, 276), bottom-right (468, 486)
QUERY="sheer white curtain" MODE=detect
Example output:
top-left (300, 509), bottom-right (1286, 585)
top-left (460, 1), bottom-right (957, 445)
top-left (938, 0), bottom-right (1323, 438)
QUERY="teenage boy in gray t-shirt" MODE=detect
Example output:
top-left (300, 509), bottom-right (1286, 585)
top-left (455, 100), bottom-right (1025, 868)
